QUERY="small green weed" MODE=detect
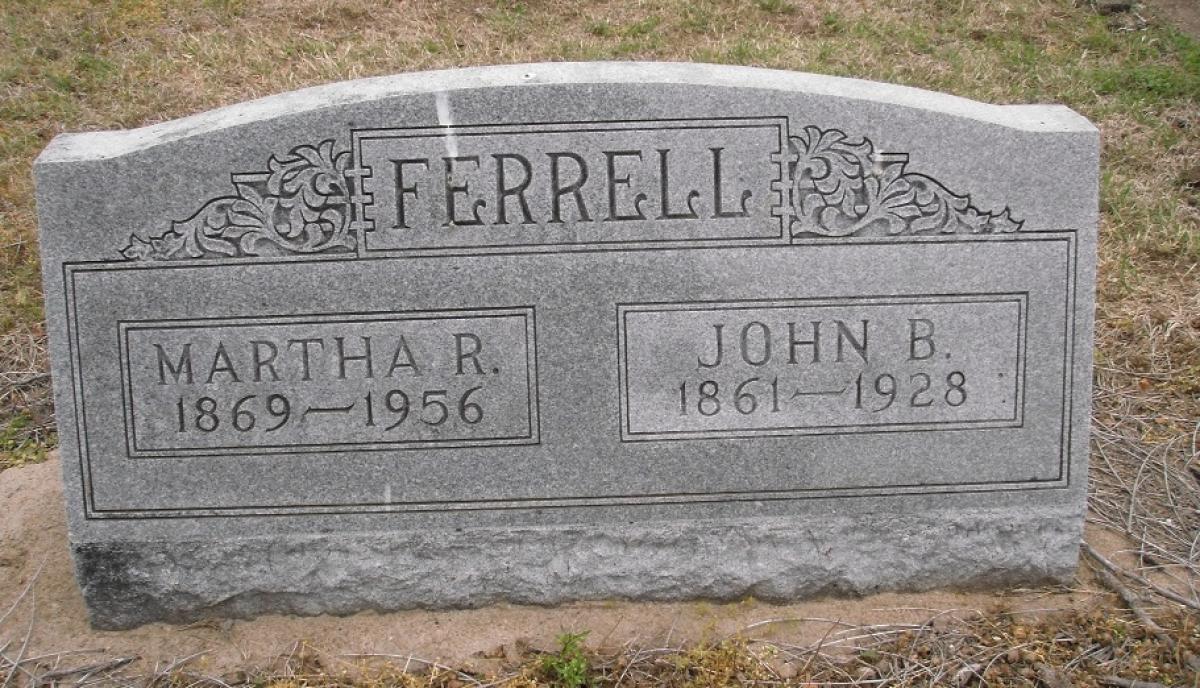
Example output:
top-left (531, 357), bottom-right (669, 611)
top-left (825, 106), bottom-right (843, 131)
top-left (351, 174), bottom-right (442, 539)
top-left (586, 20), bottom-right (614, 38)
top-left (486, 2), bottom-right (529, 38)
top-left (539, 632), bottom-right (591, 688)
top-left (0, 413), bottom-right (53, 471)
top-left (755, 0), bottom-right (796, 15)
top-left (680, 3), bottom-right (716, 34)
top-left (622, 16), bottom-right (662, 38)
top-left (818, 10), bottom-right (848, 36)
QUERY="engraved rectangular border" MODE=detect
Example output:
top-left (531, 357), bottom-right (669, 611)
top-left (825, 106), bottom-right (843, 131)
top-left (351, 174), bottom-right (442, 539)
top-left (115, 308), bottom-right (540, 458)
top-left (59, 232), bottom-right (1077, 520)
top-left (349, 116), bottom-right (791, 257)
top-left (616, 293), bottom-right (1029, 442)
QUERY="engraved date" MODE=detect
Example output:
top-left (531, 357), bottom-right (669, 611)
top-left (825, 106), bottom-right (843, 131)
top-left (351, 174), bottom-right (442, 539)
top-left (677, 371), bottom-right (967, 417)
top-left (852, 371), bottom-right (967, 411)
top-left (173, 386), bottom-right (487, 434)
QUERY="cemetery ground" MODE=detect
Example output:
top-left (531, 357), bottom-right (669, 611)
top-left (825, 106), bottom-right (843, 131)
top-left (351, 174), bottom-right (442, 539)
top-left (0, 0), bottom-right (1198, 685)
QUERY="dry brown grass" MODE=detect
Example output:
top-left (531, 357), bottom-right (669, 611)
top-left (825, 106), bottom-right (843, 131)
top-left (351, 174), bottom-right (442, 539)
top-left (0, 327), bottom-right (50, 468)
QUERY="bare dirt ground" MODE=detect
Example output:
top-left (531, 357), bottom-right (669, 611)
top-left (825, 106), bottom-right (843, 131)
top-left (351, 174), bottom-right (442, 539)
top-left (0, 455), bottom-right (1164, 679)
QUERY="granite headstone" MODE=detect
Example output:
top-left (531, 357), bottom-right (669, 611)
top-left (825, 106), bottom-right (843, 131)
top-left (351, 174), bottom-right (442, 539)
top-left (35, 63), bottom-right (1099, 629)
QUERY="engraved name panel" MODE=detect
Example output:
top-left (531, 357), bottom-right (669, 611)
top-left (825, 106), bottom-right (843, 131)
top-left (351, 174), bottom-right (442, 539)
top-left (352, 118), bottom-right (789, 254)
top-left (119, 308), bottom-right (538, 456)
top-left (619, 294), bottom-right (1026, 440)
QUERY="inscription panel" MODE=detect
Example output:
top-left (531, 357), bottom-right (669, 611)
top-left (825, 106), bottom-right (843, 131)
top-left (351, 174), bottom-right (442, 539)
top-left (66, 236), bottom-right (1072, 519)
top-left (619, 294), bottom-right (1026, 440)
top-left (353, 118), bottom-right (788, 254)
top-left (119, 308), bottom-right (538, 456)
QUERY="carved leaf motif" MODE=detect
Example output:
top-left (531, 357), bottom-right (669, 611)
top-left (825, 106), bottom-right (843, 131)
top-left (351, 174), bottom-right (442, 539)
top-left (121, 139), bottom-right (355, 260)
top-left (788, 126), bottom-right (1023, 237)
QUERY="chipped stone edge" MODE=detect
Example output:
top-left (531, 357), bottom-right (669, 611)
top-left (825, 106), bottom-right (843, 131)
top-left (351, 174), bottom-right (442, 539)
top-left (74, 503), bottom-right (1083, 630)
top-left (36, 62), bottom-right (1097, 165)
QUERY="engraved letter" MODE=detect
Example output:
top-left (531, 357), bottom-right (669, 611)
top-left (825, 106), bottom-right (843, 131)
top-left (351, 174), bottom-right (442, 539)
top-left (455, 333), bottom-right (485, 375)
top-left (392, 158), bottom-right (430, 230)
top-left (657, 149), bottom-right (700, 220)
top-left (711, 147), bottom-right (752, 218)
top-left (386, 335), bottom-right (421, 377)
top-left (287, 338), bottom-right (324, 381)
top-left (740, 321), bottom-right (771, 366)
top-left (605, 150), bottom-right (648, 221)
top-left (494, 153), bottom-right (534, 225)
top-left (206, 342), bottom-right (241, 383)
top-left (335, 336), bottom-right (373, 379)
top-left (788, 321), bottom-right (821, 364)
top-left (908, 319), bottom-right (936, 360)
top-left (443, 156), bottom-right (486, 226)
top-left (698, 324), bottom-right (724, 368)
top-left (251, 340), bottom-right (280, 382)
top-left (548, 152), bottom-right (592, 223)
top-left (154, 343), bottom-right (193, 385)
top-left (835, 320), bottom-right (869, 362)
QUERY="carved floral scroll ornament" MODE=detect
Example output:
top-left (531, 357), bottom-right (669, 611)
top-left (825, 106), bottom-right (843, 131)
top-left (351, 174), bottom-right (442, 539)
top-left (788, 126), bottom-right (1022, 237)
top-left (120, 126), bottom-right (1024, 261)
top-left (121, 140), bottom-right (354, 260)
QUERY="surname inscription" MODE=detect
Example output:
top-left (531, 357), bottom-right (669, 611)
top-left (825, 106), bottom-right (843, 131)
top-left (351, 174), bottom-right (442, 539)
top-left (354, 118), bottom-right (789, 253)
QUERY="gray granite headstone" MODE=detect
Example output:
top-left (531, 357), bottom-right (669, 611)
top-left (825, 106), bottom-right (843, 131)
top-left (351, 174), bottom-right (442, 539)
top-left (35, 63), bottom-right (1098, 630)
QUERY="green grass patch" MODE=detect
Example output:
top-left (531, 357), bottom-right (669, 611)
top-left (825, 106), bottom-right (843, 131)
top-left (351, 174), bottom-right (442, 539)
top-left (755, 0), bottom-right (796, 15)
top-left (1088, 28), bottom-right (1200, 104)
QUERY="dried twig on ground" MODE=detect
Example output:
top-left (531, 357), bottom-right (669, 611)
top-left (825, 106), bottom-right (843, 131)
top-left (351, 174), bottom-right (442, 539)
top-left (1089, 355), bottom-right (1200, 623)
top-left (1083, 541), bottom-right (1200, 610)
top-left (1085, 559), bottom-right (1176, 652)
top-left (340, 653), bottom-right (484, 686)
top-left (1099, 677), bottom-right (1172, 688)
top-left (0, 591), bottom-right (35, 688)
top-left (37, 656), bottom-right (138, 682)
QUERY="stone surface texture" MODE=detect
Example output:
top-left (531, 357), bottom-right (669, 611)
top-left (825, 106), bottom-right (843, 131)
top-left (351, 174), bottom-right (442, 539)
top-left (35, 62), bottom-right (1099, 630)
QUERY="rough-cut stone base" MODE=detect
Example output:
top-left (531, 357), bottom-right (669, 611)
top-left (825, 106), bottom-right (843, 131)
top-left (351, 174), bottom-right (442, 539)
top-left (75, 505), bottom-right (1081, 630)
